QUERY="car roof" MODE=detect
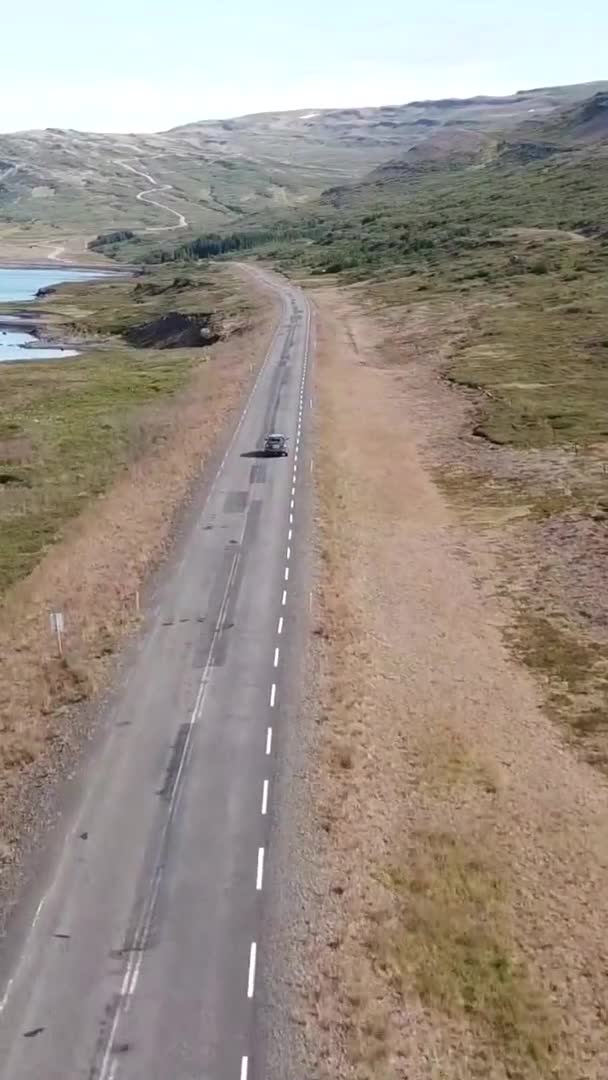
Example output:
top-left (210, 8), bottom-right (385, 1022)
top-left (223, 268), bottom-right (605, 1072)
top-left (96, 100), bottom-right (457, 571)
top-left (266, 432), bottom-right (287, 439)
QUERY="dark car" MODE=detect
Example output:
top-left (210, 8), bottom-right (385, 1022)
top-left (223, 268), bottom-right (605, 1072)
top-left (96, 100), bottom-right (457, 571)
top-left (263, 433), bottom-right (289, 456)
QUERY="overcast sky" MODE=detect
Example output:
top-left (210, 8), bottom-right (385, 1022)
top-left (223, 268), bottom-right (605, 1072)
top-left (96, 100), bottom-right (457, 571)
top-left (2, 0), bottom-right (607, 132)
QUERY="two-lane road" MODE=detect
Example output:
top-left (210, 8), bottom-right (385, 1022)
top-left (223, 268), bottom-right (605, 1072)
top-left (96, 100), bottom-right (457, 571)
top-left (0, 267), bottom-right (312, 1079)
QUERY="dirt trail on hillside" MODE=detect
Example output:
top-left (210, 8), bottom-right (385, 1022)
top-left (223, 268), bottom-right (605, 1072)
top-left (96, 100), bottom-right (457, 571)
top-left (289, 287), bottom-right (608, 1079)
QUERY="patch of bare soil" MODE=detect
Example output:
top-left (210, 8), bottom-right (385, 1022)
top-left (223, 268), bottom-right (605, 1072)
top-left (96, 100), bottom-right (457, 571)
top-left (296, 286), bottom-right (608, 1079)
top-left (0, 270), bottom-right (278, 921)
top-left (123, 311), bottom-right (221, 348)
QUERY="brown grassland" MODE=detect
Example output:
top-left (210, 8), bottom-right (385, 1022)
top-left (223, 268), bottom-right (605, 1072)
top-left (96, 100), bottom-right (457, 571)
top-left (294, 283), bottom-right (608, 1079)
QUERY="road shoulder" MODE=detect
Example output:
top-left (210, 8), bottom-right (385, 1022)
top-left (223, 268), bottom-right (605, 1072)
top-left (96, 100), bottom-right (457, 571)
top-left (267, 284), bottom-right (608, 1079)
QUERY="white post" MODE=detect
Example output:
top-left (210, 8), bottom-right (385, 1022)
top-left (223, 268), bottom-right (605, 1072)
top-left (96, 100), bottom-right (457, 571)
top-left (50, 613), bottom-right (64, 658)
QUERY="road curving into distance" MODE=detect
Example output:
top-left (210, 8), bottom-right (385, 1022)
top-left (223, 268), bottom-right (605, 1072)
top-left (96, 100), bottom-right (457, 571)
top-left (0, 266), bottom-right (313, 1080)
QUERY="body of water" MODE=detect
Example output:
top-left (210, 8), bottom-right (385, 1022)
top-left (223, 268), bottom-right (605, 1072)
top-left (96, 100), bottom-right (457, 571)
top-left (0, 266), bottom-right (105, 303)
top-left (0, 266), bottom-right (107, 362)
top-left (0, 328), bottom-right (78, 361)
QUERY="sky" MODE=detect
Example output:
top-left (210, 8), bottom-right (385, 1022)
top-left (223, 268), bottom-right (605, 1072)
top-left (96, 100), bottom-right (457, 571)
top-left (2, 0), bottom-right (607, 133)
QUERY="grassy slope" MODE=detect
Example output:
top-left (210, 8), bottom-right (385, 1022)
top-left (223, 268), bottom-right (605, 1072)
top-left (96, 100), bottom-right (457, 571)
top-left (232, 136), bottom-right (608, 451)
top-left (0, 265), bottom-right (249, 594)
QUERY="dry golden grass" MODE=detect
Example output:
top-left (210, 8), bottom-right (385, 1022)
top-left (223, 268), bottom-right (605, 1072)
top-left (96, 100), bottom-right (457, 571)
top-left (296, 285), bottom-right (608, 1080)
top-left (376, 834), bottom-right (559, 1078)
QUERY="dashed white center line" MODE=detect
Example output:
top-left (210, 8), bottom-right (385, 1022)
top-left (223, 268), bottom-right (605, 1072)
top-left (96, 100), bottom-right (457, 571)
top-left (261, 779), bottom-right (269, 815)
top-left (291, 485), bottom-right (296, 496)
top-left (282, 589), bottom-right (287, 605)
top-left (247, 943), bottom-right (257, 998)
top-left (288, 529), bottom-right (292, 541)
top-left (284, 566), bottom-right (289, 581)
top-left (266, 726), bottom-right (273, 754)
top-left (277, 615), bottom-right (284, 634)
top-left (290, 499), bottom-right (295, 510)
top-left (273, 647), bottom-right (280, 667)
top-left (240, 1056), bottom-right (249, 1080)
top-left (270, 683), bottom-right (277, 707)
top-left (256, 847), bottom-right (265, 891)
top-left (289, 513), bottom-right (293, 524)
top-left (286, 546), bottom-right (291, 560)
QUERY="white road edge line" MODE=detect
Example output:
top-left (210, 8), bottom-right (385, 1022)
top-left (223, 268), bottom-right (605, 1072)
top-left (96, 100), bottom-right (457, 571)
top-left (247, 943), bottom-right (257, 998)
top-left (0, 979), bottom-right (13, 1016)
top-left (261, 780), bottom-right (269, 815)
top-left (266, 726), bottom-right (273, 754)
top-left (256, 847), bottom-right (265, 891)
top-left (31, 896), bottom-right (46, 930)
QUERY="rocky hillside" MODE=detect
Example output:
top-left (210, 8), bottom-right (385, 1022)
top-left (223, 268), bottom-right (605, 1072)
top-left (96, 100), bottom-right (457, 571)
top-left (1, 81), bottom-right (606, 246)
top-left (514, 90), bottom-right (608, 146)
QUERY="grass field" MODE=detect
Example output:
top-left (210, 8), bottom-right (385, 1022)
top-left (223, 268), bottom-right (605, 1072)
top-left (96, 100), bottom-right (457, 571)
top-left (0, 265), bottom-right (251, 595)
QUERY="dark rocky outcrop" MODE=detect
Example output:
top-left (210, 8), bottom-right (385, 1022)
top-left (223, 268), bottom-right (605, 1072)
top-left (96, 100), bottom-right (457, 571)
top-left (123, 311), bottom-right (221, 349)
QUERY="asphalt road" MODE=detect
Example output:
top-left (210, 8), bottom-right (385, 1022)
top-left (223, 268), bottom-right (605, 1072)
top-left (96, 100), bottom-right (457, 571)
top-left (0, 266), bottom-right (312, 1080)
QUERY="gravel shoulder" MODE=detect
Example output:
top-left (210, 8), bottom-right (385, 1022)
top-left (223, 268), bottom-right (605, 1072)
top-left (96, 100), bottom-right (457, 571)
top-left (268, 284), bottom-right (608, 1079)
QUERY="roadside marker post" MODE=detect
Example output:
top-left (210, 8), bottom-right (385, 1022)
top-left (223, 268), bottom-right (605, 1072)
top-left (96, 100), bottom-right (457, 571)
top-left (50, 612), bottom-right (65, 658)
